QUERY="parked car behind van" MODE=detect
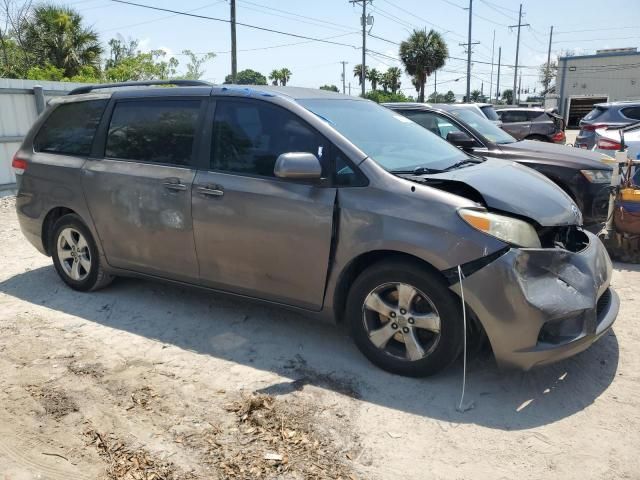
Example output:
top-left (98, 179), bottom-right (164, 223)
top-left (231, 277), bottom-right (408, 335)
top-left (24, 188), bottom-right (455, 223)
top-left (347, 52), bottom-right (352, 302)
top-left (384, 102), bottom-right (612, 225)
top-left (13, 82), bottom-right (618, 376)
top-left (576, 101), bottom-right (640, 149)
top-left (495, 107), bottom-right (566, 143)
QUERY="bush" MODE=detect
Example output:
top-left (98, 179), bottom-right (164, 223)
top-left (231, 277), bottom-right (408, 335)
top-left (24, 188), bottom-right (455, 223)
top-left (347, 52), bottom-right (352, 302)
top-left (362, 90), bottom-right (411, 103)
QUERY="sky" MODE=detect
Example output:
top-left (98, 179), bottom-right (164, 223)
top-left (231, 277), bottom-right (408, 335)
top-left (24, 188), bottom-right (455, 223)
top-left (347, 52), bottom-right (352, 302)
top-left (57, 0), bottom-right (640, 98)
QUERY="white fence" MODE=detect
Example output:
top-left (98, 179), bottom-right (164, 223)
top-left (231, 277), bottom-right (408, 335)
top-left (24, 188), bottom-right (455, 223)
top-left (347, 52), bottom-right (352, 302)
top-left (0, 78), bottom-right (87, 188)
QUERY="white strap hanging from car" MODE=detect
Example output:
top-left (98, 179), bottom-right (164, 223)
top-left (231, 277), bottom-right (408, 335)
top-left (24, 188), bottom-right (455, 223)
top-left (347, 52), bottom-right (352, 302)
top-left (456, 265), bottom-right (474, 413)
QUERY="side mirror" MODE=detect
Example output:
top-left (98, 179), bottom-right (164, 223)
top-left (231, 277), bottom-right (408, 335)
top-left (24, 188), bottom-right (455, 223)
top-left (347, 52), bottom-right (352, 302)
top-left (274, 152), bottom-right (322, 180)
top-left (447, 131), bottom-right (476, 150)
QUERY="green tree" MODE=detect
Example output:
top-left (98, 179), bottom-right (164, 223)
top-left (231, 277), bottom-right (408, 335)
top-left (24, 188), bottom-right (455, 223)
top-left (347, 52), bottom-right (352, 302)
top-left (181, 49), bottom-right (215, 80)
top-left (353, 63), bottom-right (369, 87)
top-left (399, 28), bottom-right (448, 103)
top-left (319, 84), bottom-right (339, 92)
top-left (362, 90), bottom-right (410, 103)
top-left (470, 89), bottom-right (482, 102)
top-left (444, 90), bottom-right (456, 103)
top-left (279, 67), bottom-right (291, 86)
top-left (105, 49), bottom-right (178, 82)
top-left (105, 37), bottom-right (138, 69)
top-left (268, 69), bottom-right (281, 85)
top-left (381, 67), bottom-right (402, 93)
top-left (0, 0), bottom-right (33, 77)
top-left (502, 88), bottom-right (513, 104)
top-left (539, 60), bottom-right (556, 93)
top-left (366, 67), bottom-right (381, 90)
top-left (22, 4), bottom-right (102, 78)
top-left (224, 68), bottom-right (267, 85)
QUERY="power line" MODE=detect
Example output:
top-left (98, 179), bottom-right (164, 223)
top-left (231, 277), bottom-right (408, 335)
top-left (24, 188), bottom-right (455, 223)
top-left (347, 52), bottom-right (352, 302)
top-left (109, 0), bottom-right (361, 49)
top-left (239, 0), bottom-right (355, 32)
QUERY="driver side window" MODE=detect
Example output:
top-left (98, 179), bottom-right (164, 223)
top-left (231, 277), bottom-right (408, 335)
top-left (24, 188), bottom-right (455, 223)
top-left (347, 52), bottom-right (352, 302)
top-left (402, 111), bottom-right (463, 140)
top-left (211, 99), bottom-right (326, 178)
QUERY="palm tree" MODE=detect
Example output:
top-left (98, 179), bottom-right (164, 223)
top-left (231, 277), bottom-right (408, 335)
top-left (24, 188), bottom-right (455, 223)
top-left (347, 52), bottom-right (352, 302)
top-left (382, 67), bottom-right (402, 93)
top-left (23, 4), bottom-right (102, 78)
top-left (279, 67), bottom-right (291, 86)
top-left (269, 69), bottom-right (281, 85)
top-left (353, 64), bottom-right (369, 87)
top-left (399, 29), bottom-right (448, 103)
top-left (470, 89), bottom-right (482, 102)
top-left (366, 68), bottom-right (381, 90)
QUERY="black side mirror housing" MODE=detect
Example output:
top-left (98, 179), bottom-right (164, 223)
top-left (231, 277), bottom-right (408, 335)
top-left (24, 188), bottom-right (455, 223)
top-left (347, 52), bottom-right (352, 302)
top-left (447, 131), bottom-right (477, 150)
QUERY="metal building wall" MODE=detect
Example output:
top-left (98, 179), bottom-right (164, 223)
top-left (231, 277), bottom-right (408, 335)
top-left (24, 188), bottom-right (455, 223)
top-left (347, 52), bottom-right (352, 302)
top-left (557, 51), bottom-right (640, 122)
top-left (0, 79), bottom-right (87, 188)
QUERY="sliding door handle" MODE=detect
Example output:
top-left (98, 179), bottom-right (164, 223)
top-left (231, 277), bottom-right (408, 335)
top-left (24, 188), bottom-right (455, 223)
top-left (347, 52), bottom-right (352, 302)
top-left (196, 185), bottom-right (224, 197)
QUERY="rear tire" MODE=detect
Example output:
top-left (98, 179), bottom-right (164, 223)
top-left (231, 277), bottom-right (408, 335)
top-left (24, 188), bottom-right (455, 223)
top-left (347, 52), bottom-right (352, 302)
top-left (346, 260), bottom-right (463, 377)
top-left (51, 214), bottom-right (113, 292)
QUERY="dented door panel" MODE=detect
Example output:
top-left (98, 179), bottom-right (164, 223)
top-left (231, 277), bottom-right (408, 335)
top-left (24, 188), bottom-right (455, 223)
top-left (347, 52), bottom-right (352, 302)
top-left (82, 159), bottom-right (199, 281)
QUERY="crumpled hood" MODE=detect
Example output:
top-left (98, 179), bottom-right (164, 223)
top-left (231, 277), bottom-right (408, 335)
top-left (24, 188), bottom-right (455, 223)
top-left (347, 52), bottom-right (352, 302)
top-left (427, 158), bottom-right (581, 226)
top-left (501, 140), bottom-right (612, 169)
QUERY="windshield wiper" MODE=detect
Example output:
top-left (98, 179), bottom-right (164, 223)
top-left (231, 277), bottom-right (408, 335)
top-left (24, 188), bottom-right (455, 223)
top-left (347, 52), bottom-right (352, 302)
top-left (391, 166), bottom-right (444, 175)
top-left (443, 158), bottom-right (483, 171)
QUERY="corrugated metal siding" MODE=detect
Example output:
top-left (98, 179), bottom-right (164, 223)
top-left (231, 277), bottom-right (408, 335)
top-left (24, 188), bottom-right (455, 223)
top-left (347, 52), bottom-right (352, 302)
top-left (0, 78), bottom-right (88, 188)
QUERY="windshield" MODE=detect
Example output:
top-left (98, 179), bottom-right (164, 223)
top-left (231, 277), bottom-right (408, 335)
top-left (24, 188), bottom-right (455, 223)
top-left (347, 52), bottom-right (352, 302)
top-left (298, 99), bottom-right (468, 172)
top-left (449, 109), bottom-right (517, 144)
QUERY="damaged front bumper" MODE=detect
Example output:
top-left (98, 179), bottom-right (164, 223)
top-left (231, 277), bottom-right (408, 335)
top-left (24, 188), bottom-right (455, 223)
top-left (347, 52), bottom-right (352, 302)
top-left (451, 230), bottom-right (619, 370)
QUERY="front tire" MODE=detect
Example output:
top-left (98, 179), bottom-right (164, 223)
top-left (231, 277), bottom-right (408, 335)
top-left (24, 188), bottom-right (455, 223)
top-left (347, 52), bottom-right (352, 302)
top-left (51, 214), bottom-right (113, 292)
top-left (346, 260), bottom-right (463, 377)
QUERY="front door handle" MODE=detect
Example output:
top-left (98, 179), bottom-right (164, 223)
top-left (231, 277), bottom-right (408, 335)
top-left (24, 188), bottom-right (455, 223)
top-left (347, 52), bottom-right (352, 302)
top-left (163, 178), bottom-right (187, 191)
top-left (196, 185), bottom-right (224, 197)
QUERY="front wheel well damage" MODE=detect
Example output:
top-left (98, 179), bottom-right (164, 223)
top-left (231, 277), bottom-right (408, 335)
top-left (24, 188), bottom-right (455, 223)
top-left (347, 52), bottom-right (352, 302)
top-left (332, 250), bottom-right (489, 351)
top-left (41, 207), bottom-right (76, 256)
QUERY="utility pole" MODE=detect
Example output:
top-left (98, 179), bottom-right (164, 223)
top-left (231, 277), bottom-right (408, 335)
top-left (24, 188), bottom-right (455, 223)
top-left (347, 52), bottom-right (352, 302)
top-left (464, 0), bottom-right (473, 102)
top-left (545, 25), bottom-right (554, 94)
top-left (495, 46), bottom-right (501, 102)
top-left (340, 61), bottom-right (348, 94)
top-left (230, 0), bottom-right (237, 83)
top-left (348, 82), bottom-right (351, 95)
top-left (481, 81), bottom-right (484, 98)
top-left (518, 74), bottom-right (522, 105)
top-left (489, 29), bottom-right (495, 102)
top-left (349, 0), bottom-right (372, 96)
top-left (509, 4), bottom-right (529, 105)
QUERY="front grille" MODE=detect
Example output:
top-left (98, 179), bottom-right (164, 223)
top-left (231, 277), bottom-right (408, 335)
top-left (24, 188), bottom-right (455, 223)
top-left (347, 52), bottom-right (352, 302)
top-left (537, 225), bottom-right (589, 252)
top-left (597, 288), bottom-right (612, 318)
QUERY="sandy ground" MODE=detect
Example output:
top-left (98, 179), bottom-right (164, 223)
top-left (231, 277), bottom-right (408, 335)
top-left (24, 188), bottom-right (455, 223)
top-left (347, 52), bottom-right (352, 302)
top-left (1, 195), bottom-right (639, 479)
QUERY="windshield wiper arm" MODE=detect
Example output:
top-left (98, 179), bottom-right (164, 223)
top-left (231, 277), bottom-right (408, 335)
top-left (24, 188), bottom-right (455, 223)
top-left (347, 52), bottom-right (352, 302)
top-left (391, 166), bottom-right (444, 175)
top-left (443, 159), bottom-right (483, 171)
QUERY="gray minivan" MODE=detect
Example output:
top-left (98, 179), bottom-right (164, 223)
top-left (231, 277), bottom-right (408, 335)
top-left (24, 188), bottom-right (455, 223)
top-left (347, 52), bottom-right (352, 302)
top-left (13, 81), bottom-right (618, 376)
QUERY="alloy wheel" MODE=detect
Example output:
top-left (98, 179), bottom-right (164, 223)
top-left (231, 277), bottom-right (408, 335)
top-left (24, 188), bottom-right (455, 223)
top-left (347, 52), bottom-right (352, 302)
top-left (57, 227), bottom-right (91, 281)
top-left (362, 282), bottom-right (441, 361)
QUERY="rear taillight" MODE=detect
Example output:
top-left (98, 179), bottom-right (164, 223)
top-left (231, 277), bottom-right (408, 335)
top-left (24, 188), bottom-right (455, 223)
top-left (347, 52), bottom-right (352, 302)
top-left (596, 137), bottom-right (622, 150)
top-left (11, 155), bottom-right (27, 175)
top-left (581, 123), bottom-right (608, 132)
top-left (551, 131), bottom-right (566, 143)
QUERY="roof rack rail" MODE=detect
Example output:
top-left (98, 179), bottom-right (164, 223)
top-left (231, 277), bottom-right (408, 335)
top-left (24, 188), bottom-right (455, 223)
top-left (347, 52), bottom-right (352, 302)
top-left (67, 80), bottom-right (212, 96)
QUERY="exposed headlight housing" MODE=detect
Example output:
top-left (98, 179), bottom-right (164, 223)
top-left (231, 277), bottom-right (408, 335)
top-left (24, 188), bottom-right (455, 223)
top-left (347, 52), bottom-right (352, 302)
top-left (458, 208), bottom-right (541, 248)
top-left (581, 169), bottom-right (612, 183)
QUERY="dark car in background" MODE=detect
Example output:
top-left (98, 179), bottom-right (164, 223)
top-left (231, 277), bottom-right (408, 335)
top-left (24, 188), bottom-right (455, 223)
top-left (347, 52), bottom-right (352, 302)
top-left (576, 101), bottom-right (640, 149)
top-left (496, 107), bottom-right (566, 144)
top-left (384, 102), bottom-right (612, 225)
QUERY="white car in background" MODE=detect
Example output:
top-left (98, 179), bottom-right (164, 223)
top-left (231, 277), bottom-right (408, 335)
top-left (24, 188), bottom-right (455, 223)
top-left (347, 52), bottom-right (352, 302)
top-left (593, 122), bottom-right (640, 183)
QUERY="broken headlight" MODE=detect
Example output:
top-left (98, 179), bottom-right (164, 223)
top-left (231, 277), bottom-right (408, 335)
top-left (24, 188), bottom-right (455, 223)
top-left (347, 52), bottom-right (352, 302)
top-left (458, 208), bottom-right (541, 248)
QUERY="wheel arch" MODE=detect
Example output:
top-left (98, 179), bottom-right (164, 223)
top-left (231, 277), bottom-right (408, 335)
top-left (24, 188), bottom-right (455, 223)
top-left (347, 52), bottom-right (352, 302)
top-left (332, 250), bottom-right (447, 324)
top-left (41, 207), bottom-right (80, 256)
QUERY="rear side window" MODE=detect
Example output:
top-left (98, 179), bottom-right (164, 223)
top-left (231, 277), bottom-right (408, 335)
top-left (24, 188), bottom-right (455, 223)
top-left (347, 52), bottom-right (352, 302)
top-left (621, 107), bottom-right (640, 121)
top-left (501, 111), bottom-right (528, 123)
top-left (34, 100), bottom-right (107, 155)
top-left (480, 105), bottom-right (499, 121)
top-left (105, 99), bottom-right (201, 166)
top-left (211, 99), bottom-right (325, 178)
top-left (583, 107), bottom-right (606, 121)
